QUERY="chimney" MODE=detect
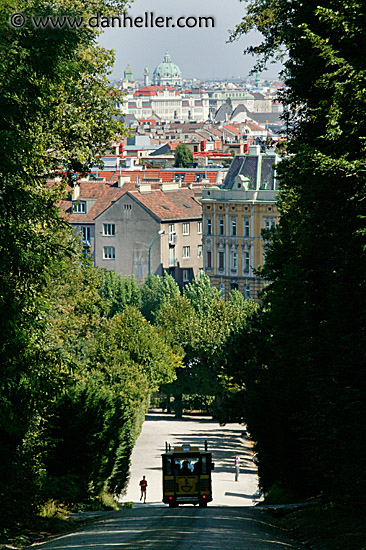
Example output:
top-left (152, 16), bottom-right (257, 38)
top-left (139, 182), bottom-right (152, 194)
top-left (72, 184), bottom-right (80, 201)
top-left (159, 181), bottom-right (180, 192)
top-left (249, 144), bottom-right (261, 156)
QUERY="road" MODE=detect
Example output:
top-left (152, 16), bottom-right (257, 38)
top-left (122, 411), bottom-right (261, 507)
top-left (32, 412), bottom-right (301, 549)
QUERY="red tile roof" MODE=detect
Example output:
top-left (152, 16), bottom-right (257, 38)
top-left (245, 122), bottom-right (266, 132)
top-left (128, 188), bottom-right (202, 221)
top-left (58, 179), bottom-right (135, 223)
top-left (134, 85), bottom-right (177, 97)
top-left (114, 169), bottom-right (219, 184)
top-left (223, 124), bottom-right (242, 135)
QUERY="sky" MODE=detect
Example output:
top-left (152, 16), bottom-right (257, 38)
top-left (98, 0), bottom-right (283, 82)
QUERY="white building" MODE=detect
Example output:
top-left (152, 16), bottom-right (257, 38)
top-left (124, 87), bottom-right (210, 123)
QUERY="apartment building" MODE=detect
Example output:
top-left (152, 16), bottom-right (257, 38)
top-left (201, 146), bottom-right (280, 300)
top-left (61, 175), bottom-right (204, 287)
top-left (124, 86), bottom-right (210, 122)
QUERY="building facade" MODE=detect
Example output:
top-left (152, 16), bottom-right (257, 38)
top-left (124, 87), bottom-right (210, 123)
top-left (62, 175), bottom-right (205, 288)
top-left (201, 146), bottom-right (280, 300)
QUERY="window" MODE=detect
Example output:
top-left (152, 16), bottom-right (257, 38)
top-left (73, 201), bottom-right (86, 214)
top-left (218, 251), bottom-right (225, 270)
top-left (219, 218), bottom-right (224, 236)
top-left (207, 251), bottom-right (212, 269)
top-left (169, 246), bottom-right (175, 266)
top-left (244, 251), bottom-right (250, 273)
top-left (264, 217), bottom-right (276, 230)
top-left (244, 217), bottom-right (250, 237)
top-left (231, 251), bottom-right (238, 271)
top-left (183, 269), bottom-right (190, 282)
top-left (207, 218), bottom-right (212, 235)
top-left (197, 221), bottom-right (202, 234)
top-left (231, 218), bottom-right (237, 237)
top-left (182, 222), bottom-right (190, 235)
top-left (103, 246), bottom-right (115, 260)
top-left (168, 224), bottom-right (176, 244)
top-left (197, 245), bottom-right (203, 258)
top-left (245, 285), bottom-right (251, 300)
top-left (183, 246), bottom-right (190, 259)
top-left (219, 282), bottom-right (225, 296)
top-left (81, 226), bottom-right (90, 243)
top-left (103, 223), bottom-right (115, 236)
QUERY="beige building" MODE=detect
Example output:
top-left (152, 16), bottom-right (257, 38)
top-left (61, 176), bottom-right (204, 287)
top-left (200, 145), bottom-right (280, 300)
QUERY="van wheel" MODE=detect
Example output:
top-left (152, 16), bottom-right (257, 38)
top-left (199, 501), bottom-right (207, 508)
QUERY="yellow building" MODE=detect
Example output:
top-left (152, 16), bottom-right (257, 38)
top-left (201, 145), bottom-right (280, 300)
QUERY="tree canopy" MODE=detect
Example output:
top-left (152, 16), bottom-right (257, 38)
top-left (224, 0), bottom-right (366, 505)
top-left (174, 143), bottom-right (194, 168)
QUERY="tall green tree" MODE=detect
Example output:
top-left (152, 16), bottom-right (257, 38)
top-left (140, 273), bottom-right (180, 322)
top-left (0, 0), bottom-right (129, 525)
top-left (156, 284), bottom-right (258, 417)
top-left (229, 0), bottom-right (366, 504)
top-left (174, 143), bottom-right (194, 168)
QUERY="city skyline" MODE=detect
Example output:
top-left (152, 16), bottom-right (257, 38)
top-left (98, 0), bottom-right (283, 82)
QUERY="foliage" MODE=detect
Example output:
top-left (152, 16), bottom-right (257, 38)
top-left (182, 272), bottom-right (220, 315)
top-left (100, 271), bottom-right (142, 317)
top-left (174, 143), bottom-right (194, 168)
top-left (156, 280), bottom-right (258, 416)
top-left (0, 0), bottom-right (131, 529)
top-left (226, 0), bottom-right (366, 505)
top-left (140, 273), bottom-right (180, 322)
top-left (40, 257), bottom-right (180, 504)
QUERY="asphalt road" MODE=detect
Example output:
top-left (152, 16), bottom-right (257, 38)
top-left (122, 411), bottom-right (261, 507)
top-left (31, 412), bottom-right (301, 549)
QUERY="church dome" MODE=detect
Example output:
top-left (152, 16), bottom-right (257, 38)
top-left (153, 51), bottom-right (182, 84)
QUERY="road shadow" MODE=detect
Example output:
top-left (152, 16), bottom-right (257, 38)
top-left (170, 430), bottom-right (256, 475)
top-left (145, 412), bottom-right (216, 424)
top-left (37, 508), bottom-right (296, 549)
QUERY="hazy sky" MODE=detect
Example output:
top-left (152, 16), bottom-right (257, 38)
top-left (98, 0), bottom-right (283, 82)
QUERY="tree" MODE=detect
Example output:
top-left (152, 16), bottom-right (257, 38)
top-left (229, 0), bottom-right (366, 504)
top-left (140, 273), bottom-right (180, 322)
top-left (44, 302), bottom-right (181, 501)
top-left (156, 281), bottom-right (258, 418)
top-left (174, 143), bottom-right (194, 168)
top-left (0, 0), bottom-right (129, 526)
top-left (100, 271), bottom-right (142, 317)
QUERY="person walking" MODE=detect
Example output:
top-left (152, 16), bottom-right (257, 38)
top-left (234, 455), bottom-right (240, 481)
top-left (139, 475), bottom-right (148, 503)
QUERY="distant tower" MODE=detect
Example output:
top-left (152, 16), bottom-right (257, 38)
top-left (123, 63), bottom-right (134, 82)
top-left (144, 67), bottom-right (150, 87)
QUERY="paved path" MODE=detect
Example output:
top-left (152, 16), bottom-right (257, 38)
top-left (121, 411), bottom-right (261, 507)
top-left (32, 507), bottom-right (300, 549)
top-left (31, 413), bottom-right (302, 549)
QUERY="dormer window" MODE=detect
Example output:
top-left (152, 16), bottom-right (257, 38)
top-left (73, 201), bottom-right (86, 214)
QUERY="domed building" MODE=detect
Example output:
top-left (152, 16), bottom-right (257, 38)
top-left (123, 64), bottom-right (134, 82)
top-left (152, 51), bottom-right (182, 87)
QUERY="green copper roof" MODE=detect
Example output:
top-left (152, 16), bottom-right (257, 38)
top-left (153, 51), bottom-right (182, 78)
